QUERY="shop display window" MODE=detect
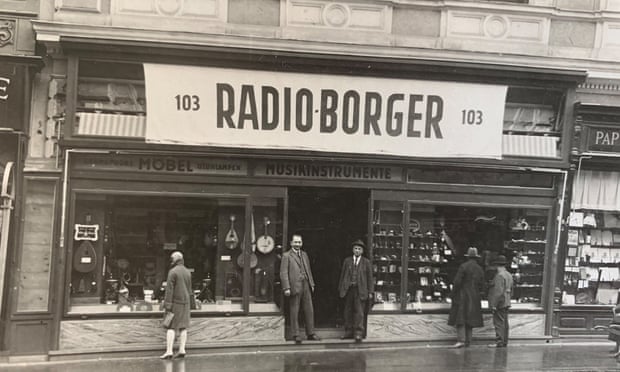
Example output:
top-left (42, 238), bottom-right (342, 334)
top-left (563, 210), bottom-right (620, 306)
top-left (564, 170), bottom-right (620, 305)
top-left (371, 200), bottom-right (548, 312)
top-left (249, 198), bottom-right (284, 312)
top-left (68, 194), bottom-right (283, 314)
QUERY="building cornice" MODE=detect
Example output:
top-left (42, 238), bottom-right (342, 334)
top-left (32, 20), bottom-right (592, 81)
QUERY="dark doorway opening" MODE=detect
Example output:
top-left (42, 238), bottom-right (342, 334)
top-left (288, 187), bottom-right (369, 329)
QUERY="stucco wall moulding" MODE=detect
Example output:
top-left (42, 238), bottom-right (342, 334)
top-left (55, 0), bottom-right (103, 13)
top-left (113, 0), bottom-right (225, 20)
top-left (447, 10), bottom-right (547, 43)
top-left (602, 23), bottom-right (620, 48)
top-left (0, 19), bottom-right (15, 48)
top-left (286, 0), bottom-right (390, 32)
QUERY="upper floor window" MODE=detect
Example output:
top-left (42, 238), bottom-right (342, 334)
top-left (503, 87), bottom-right (564, 137)
top-left (77, 60), bottom-right (145, 114)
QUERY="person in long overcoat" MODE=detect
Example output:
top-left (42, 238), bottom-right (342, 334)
top-left (448, 247), bottom-right (485, 348)
top-left (280, 234), bottom-right (320, 344)
top-left (160, 251), bottom-right (192, 359)
top-left (338, 239), bottom-right (373, 342)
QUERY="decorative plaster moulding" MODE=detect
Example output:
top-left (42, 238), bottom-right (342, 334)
top-left (447, 10), bottom-right (547, 43)
top-left (113, 0), bottom-right (226, 21)
top-left (285, 0), bottom-right (391, 32)
top-left (55, 0), bottom-right (103, 13)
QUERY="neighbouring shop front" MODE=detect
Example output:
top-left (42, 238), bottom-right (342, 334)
top-left (0, 59), bottom-right (37, 354)
top-left (556, 103), bottom-right (620, 335)
top-left (22, 46), bottom-right (584, 355)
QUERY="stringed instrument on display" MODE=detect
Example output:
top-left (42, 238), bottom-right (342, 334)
top-left (256, 216), bottom-right (275, 254)
top-left (225, 214), bottom-right (239, 250)
top-left (237, 214), bottom-right (258, 268)
top-left (73, 240), bottom-right (97, 273)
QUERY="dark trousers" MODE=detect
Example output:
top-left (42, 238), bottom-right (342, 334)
top-left (344, 285), bottom-right (365, 337)
top-left (289, 279), bottom-right (314, 338)
top-left (456, 325), bottom-right (473, 345)
top-left (493, 307), bottom-right (509, 346)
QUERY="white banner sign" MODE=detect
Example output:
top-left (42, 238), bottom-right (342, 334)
top-left (144, 64), bottom-right (507, 158)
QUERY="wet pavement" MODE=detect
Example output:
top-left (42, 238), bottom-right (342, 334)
top-left (2, 342), bottom-right (620, 371)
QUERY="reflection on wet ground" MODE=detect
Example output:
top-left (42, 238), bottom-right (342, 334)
top-left (3, 343), bottom-right (620, 372)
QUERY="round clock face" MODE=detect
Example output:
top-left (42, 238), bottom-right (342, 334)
top-left (410, 219), bottom-right (421, 233)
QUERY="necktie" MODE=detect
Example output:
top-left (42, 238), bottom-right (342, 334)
top-left (355, 257), bottom-right (359, 266)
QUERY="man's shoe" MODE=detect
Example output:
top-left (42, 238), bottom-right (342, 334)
top-left (307, 334), bottom-right (321, 341)
top-left (487, 343), bottom-right (505, 348)
top-left (452, 342), bottom-right (465, 348)
top-left (341, 334), bottom-right (354, 340)
top-left (354, 335), bottom-right (362, 343)
top-left (294, 336), bottom-right (302, 345)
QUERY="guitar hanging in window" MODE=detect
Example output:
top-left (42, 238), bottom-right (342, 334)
top-left (225, 214), bottom-right (239, 250)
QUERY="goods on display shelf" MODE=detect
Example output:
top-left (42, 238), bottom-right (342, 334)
top-left (563, 210), bottom-right (620, 305)
top-left (371, 200), bottom-right (548, 310)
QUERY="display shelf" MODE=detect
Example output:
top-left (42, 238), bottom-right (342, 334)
top-left (372, 200), bottom-right (405, 307)
top-left (563, 209), bottom-right (620, 305)
top-left (505, 214), bottom-right (547, 304)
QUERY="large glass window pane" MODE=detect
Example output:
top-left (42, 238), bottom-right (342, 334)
top-left (68, 194), bottom-right (245, 314)
top-left (404, 204), bottom-right (547, 312)
top-left (563, 209), bottom-right (620, 306)
top-left (248, 198), bottom-right (284, 312)
top-left (371, 200), bottom-right (404, 311)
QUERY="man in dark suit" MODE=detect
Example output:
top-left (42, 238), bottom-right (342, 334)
top-left (280, 234), bottom-right (320, 344)
top-left (338, 239), bottom-right (373, 343)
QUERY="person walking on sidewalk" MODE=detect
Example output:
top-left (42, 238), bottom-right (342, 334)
top-left (487, 255), bottom-right (513, 348)
top-left (448, 247), bottom-right (485, 348)
top-left (280, 234), bottom-right (321, 344)
top-left (338, 239), bottom-right (373, 343)
top-left (160, 251), bottom-right (192, 359)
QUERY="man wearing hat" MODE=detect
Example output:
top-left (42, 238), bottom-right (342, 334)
top-left (448, 247), bottom-right (485, 348)
top-left (487, 254), bottom-right (513, 348)
top-left (338, 239), bottom-right (374, 342)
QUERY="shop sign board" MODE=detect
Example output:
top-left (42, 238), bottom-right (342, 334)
top-left (72, 154), bottom-right (248, 176)
top-left (254, 162), bottom-right (402, 182)
top-left (585, 126), bottom-right (620, 153)
top-left (144, 64), bottom-right (507, 159)
top-left (0, 63), bottom-right (26, 130)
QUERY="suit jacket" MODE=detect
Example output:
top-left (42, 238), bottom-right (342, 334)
top-left (280, 249), bottom-right (315, 295)
top-left (338, 256), bottom-right (374, 300)
top-left (488, 267), bottom-right (513, 309)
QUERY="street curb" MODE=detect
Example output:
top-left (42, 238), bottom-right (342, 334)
top-left (1, 336), bottom-right (614, 366)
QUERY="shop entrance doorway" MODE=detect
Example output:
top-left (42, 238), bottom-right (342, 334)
top-left (288, 187), bottom-right (369, 330)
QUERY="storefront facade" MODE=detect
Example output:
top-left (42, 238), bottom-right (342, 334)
top-left (555, 101), bottom-right (620, 335)
top-left (14, 36), bottom-right (581, 355)
top-left (27, 0), bottom-right (620, 357)
top-left (0, 1), bottom-right (41, 351)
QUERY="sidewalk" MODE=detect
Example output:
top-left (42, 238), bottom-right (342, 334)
top-left (2, 337), bottom-right (619, 371)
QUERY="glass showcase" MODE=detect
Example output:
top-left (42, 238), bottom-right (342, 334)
top-left (563, 169), bottom-right (620, 306)
top-left (372, 200), bottom-right (549, 311)
top-left (68, 194), bottom-right (283, 314)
